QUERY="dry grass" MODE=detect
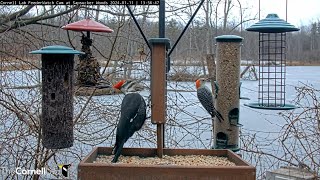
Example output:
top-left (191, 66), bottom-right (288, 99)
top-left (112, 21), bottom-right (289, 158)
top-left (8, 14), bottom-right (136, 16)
top-left (74, 86), bottom-right (122, 96)
top-left (287, 60), bottom-right (320, 66)
top-left (168, 72), bottom-right (208, 82)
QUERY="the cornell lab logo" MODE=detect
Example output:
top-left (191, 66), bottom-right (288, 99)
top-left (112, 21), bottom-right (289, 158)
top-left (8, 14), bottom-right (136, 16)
top-left (58, 164), bottom-right (71, 177)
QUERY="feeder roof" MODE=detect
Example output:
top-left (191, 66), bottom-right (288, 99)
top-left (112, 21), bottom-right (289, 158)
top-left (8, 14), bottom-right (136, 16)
top-left (215, 35), bottom-right (243, 42)
top-left (246, 14), bottom-right (300, 33)
top-left (62, 19), bottom-right (113, 33)
top-left (148, 38), bottom-right (171, 49)
top-left (30, 45), bottom-right (84, 54)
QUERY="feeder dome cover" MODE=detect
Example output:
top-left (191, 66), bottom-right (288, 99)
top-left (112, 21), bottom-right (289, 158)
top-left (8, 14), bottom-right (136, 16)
top-left (30, 45), bottom-right (84, 54)
top-left (246, 14), bottom-right (300, 33)
top-left (148, 38), bottom-right (171, 49)
top-left (215, 35), bottom-right (243, 42)
top-left (62, 18), bottom-right (113, 33)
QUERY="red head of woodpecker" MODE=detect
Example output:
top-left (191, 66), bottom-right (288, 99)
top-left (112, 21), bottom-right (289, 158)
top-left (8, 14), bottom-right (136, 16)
top-left (113, 80), bottom-right (126, 90)
top-left (195, 78), bottom-right (206, 89)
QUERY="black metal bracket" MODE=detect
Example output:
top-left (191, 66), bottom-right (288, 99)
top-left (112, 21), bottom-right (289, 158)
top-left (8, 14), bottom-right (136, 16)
top-left (127, 0), bottom-right (204, 73)
top-left (126, 5), bottom-right (151, 50)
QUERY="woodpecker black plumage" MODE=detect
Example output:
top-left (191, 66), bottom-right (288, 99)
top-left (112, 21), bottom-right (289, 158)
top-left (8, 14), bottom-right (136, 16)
top-left (196, 78), bottom-right (224, 122)
top-left (111, 92), bottom-right (147, 163)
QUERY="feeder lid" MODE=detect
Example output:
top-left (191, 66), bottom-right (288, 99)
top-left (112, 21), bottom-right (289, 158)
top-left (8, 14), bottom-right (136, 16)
top-left (148, 38), bottom-right (171, 49)
top-left (30, 45), bottom-right (84, 54)
top-left (246, 14), bottom-right (300, 33)
top-left (215, 35), bottom-right (243, 42)
top-left (62, 19), bottom-right (113, 33)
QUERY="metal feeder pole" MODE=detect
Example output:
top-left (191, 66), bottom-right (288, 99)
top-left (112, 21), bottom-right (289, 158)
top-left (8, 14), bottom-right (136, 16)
top-left (159, 0), bottom-right (165, 154)
top-left (87, 31), bottom-right (90, 39)
top-left (30, 46), bottom-right (84, 149)
top-left (214, 35), bottom-right (243, 152)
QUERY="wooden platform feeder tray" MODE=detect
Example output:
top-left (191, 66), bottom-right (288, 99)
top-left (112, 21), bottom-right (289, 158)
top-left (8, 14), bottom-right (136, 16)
top-left (78, 147), bottom-right (256, 180)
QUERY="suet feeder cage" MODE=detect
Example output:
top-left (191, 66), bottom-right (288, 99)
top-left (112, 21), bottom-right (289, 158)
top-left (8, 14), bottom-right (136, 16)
top-left (30, 45), bottom-right (84, 149)
top-left (245, 14), bottom-right (299, 110)
top-left (62, 19), bottom-right (113, 86)
top-left (214, 35), bottom-right (243, 152)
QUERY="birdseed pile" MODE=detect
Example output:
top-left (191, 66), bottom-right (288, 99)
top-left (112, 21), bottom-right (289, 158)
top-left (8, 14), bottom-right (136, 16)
top-left (94, 155), bottom-right (236, 166)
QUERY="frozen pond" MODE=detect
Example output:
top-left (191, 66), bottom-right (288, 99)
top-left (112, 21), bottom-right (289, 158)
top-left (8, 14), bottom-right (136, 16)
top-left (0, 66), bottom-right (319, 179)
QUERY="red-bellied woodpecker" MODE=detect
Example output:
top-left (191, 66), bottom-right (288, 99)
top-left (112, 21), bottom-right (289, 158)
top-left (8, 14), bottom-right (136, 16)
top-left (111, 81), bottom-right (147, 163)
top-left (195, 78), bottom-right (224, 122)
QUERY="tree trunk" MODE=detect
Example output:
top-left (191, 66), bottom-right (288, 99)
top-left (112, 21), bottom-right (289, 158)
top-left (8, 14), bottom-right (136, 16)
top-left (223, 0), bottom-right (232, 32)
top-left (95, 5), bottom-right (100, 20)
top-left (206, 54), bottom-right (216, 91)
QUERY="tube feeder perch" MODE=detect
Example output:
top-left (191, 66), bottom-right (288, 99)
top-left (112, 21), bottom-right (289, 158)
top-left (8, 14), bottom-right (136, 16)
top-left (245, 14), bottom-right (300, 110)
top-left (30, 45), bottom-right (84, 149)
top-left (62, 19), bottom-right (113, 86)
top-left (214, 35), bottom-right (243, 152)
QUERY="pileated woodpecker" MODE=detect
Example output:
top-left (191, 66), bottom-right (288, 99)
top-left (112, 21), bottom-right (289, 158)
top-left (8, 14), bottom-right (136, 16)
top-left (111, 80), bottom-right (147, 163)
top-left (195, 78), bottom-right (224, 122)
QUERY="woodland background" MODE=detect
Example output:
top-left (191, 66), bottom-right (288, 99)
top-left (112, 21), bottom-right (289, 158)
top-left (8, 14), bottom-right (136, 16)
top-left (0, 2), bottom-right (319, 179)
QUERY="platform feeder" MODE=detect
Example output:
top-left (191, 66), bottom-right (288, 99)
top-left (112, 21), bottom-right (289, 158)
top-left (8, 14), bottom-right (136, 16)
top-left (245, 14), bottom-right (300, 110)
top-left (30, 46), bottom-right (84, 149)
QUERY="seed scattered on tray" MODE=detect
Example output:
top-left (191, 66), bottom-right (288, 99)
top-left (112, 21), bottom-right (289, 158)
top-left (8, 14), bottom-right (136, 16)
top-left (94, 155), bottom-right (236, 166)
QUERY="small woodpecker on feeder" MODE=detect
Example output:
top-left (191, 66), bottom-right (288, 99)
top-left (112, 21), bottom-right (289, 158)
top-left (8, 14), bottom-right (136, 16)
top-left (111, 80), bottom-right (147, 163)
top-left (195, 78), bottom-right (224, 122)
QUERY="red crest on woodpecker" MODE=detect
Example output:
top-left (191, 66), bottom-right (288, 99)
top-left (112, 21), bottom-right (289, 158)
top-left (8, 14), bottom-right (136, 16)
top-left (195, 79), bottom-right (201, 89)
top-left (113, 80), bottom-right (126, 90)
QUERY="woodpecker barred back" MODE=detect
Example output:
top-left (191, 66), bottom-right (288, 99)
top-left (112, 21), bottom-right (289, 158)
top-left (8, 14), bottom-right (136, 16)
top-left (111, 81), bottom-right (147, 163)
top-left (195, 78), bottom-right (224, 122)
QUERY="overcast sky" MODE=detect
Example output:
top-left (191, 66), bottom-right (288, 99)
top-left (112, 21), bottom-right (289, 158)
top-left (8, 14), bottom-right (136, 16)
top-left (257, 0), bottom-right (320, 26)
top-left (164, 0), bottom-right (320, 28)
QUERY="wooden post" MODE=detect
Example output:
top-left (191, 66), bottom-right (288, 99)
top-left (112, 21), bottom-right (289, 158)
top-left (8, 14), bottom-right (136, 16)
top-left (149, 38), bottom-right (170, 158)
top-left (150, 43), bottom-right (166, 124)
top-left (206, 54), bottom-right (216, 95)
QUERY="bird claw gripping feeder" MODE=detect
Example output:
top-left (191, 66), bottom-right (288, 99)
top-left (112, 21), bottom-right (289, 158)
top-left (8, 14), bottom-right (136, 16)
top-left (245, 14), bottom-right (299, 110)
top-left (62, 19), bottom-right (113, 87)
top-left (30, 45), bottom-right (84, 149)
top-left (214, 35), bottom-right (243, 152)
